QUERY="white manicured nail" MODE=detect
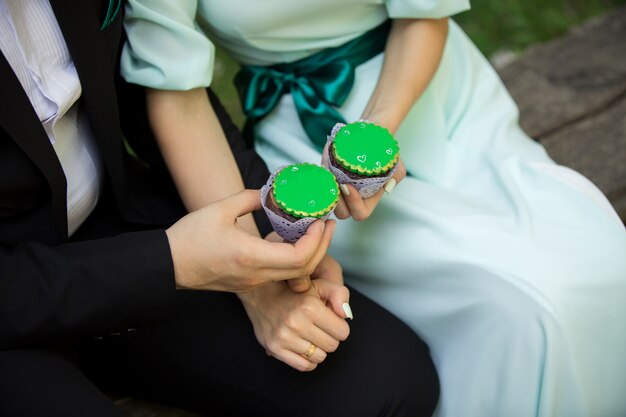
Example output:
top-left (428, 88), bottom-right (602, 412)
top-left (339, 184), bottom-right (351, 197)
top-left (342, 302), bottom-right (354, 320)
top-left (384, 178), bottom-right (397, 194)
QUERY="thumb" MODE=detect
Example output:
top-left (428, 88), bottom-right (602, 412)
top-left (219, 189), bottom-right (263, 219)
top-left (321, 141), bottom-right (330, 168)
top-left (287, 277), bottom-right (312, 293)
top-left (314, 280), bottom-right (353, 320)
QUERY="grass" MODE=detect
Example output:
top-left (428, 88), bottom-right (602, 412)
top-left (454, 0), bottom-right (626, 56)
top-left (212, 1), bottom-right (626, 127)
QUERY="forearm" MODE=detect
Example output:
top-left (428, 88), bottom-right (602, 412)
top-left (361, 18), bottom-right (448, 133)
top-left (0, 231), bottom-right (176, 349)
top-left (146, 87), bottom-right (258, 235)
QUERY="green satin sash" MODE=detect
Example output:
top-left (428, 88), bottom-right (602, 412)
top-left (235, 20), bottom-right (391, 150)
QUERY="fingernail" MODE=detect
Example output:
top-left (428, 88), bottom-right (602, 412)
top-left (339, 184), bottom-right (351, 197)
top-left (384, 178), bottom-right (397, 194)
top-left (342, 302), bottom-right (353, 320)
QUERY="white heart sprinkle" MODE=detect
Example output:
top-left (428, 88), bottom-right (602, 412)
top-left (356, 154), bottom-right (367, 163)
top-left (386, 149), bottom-right (393, 155)
top-left (330, 189), bottom-right (336, 195)
top-left (308, 200), bottom-right (316, 206)
top-left (292, 166), bottom-right (299, 171)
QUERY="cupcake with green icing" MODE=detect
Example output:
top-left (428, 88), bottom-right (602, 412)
top-left (261, 163), bottom-right (339, 242)
top-left (325, 121), bottom-right (399, 198)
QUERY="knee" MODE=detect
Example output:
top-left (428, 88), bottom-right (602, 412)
top-left (356, 329), bottom-right (440, 417)
top-left (340, 289), bottom-right (441, 416)
top-left (467, 271), bottom-right (560, 343)
top-left (388, 334), bottom-right (440, 417)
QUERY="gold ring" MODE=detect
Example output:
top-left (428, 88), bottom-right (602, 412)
top-left (302, 343), bottom-right (317, 359)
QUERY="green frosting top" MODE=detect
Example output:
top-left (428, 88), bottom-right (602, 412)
top-left (332, 121), bottom-right (399, 176)
top-left (272, 163), bottom-right (339, 218)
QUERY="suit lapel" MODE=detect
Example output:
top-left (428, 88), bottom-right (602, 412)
top-left (50, 0), bottom-right (126, 208)
top-left (0, 54), bottom-right (68, 236)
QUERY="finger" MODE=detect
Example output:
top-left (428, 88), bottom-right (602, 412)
top-left (274, 349), bottom-right (319, 372)
top-left (293, 218), bottom-right (327, 252)
top-left (239, 221), bottom-right (326, 272)
top-left (383, 161), bottom-right (406, 194)
top-left (300, 325), bottom-right (341, 356)
top-left (310, 255), bottom-right (344, 285)
top-left (343, 184), bottom-right (383, 222)
top-left (238, 218), bottom-right (333, 280)
top-left (297, 340), bottom-right (329, 364)
top-left (264, 231), bottom-right (284, 243)
top-left (384, 178), bottom-right (397, 194)
top-left (363, 186), bottom-right (385, 210)
top-left (394, 159), bottom-right (407, 183)
top-left (307, 297), bottom-right (350, 342)
top-left (314, 280), bottom-right (352, 320)
top-left (320, 142), bottom-right (330, 167)
top-left (314, 311), bottom-right (350, 343)
top-left (274, 303), bottom-right (337, 362)
top-left (299, 220), bottom-right (336, 276)
top-left (287, 277), bottom-right (312, 293)
top-left (218, 189), bottom-right (263, 220)
top-left (333, 194), bottom-right (351, 219)
top-left (307, 345), bottom-right (328, 364)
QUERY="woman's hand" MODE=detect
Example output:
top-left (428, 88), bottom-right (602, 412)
top-left (286, 251), bottom-right (345, 293)
top-left (334, 158), bottom-right (406, 220)
top-left (239, 279), bottom-right (352, 372)
top-left (321, 141), bottom-right (407, 221)
top-left (327, 18), bottom-right (446, 221)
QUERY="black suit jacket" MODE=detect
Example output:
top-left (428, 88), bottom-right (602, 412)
top-left (0, 0), bottom-right (271, 350)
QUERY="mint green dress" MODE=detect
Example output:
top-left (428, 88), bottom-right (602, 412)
top-left (121, 1), bottom-right (626, 416)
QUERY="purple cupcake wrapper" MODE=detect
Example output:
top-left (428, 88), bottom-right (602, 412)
top-left (261, 167), bottom-right (333, 242)
top-left (323, 122), bottom-right (397, 199)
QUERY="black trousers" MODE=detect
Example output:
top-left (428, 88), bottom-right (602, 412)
top-left (0, 181), bottom-right (439, 417)
top-left (0, 288), bottom-right (439, 417)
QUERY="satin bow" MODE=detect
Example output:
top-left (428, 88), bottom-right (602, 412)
top-left (235, 20), bottom-right (391, 150)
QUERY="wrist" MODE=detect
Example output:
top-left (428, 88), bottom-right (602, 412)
top-left (165, 226), bottom-right (194, 290)
top-left (237, 288), bottom-right (257, 305)
top-left (238, 281), bottom-right (285, 306)
top-left (237, 282), bottom-right (266, 307)
top-left (359, 110), bottom-right (401, 135)
top-left (237, 282), bottom-right (280, 320)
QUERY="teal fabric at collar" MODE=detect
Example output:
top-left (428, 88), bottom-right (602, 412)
top-left (235, 20), bottom-right (391, 150)
top-left (101, 0), bottom-right (121, 30)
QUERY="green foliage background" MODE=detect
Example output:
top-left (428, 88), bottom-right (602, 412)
top-left (212, 1), bottom-right (626, 127)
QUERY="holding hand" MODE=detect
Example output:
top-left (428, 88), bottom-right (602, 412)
top-left (166, 189), bottom-right (335, 292)
top-left (239, 277), bottom-right (352, 372)
top-left (322, 140), bottom-right (407, 221)
top-left (333, 158), bottom-right (406, 221)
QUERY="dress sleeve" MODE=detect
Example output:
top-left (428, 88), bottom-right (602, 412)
top-left (121, 0), bottom-right (215, 90)
top-left (384, 0), bottom-right (470, 19)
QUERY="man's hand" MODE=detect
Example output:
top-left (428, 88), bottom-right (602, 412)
top-left (166, 189), bottom-right (335, 292)
top-left (239, 279), bottom-right (351, 372)
top-left (286, 253), bottom-right (345, 293)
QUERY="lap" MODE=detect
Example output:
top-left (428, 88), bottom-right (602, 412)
top-left (78, 289), bottom-right (439, 417)
top-left (0, 345), bottom-right (123, 417)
